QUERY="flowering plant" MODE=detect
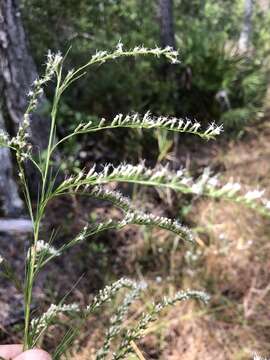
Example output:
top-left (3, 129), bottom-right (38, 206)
top-left (0, 43), bottom-right (269, 359)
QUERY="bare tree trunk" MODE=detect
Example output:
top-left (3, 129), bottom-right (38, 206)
top-left (0, 113), bottom-right (24, 216)
top-left (158, 0), bottom-right (180, 165)
top-left (0, 0), bottom-right (50, 216)
top-left (238, 0), bottom-right (254, 52)
top-left (158, 0), bottom-right (176, 50)
top-left (157, 0), bottom-right (177, 79)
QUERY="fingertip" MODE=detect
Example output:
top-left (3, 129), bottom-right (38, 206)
top-left (0, 344), bottom-right (23, 359)
top-left (14, 349), bottom-right (52, 360)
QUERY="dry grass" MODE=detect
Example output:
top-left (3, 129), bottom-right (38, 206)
top-left (70, 123), bottom-right (270, 360)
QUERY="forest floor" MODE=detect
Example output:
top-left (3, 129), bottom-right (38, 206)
top-left (1, 120), bottom-right (270, 359)
top-left (71, 121), bottom-right (270, 360)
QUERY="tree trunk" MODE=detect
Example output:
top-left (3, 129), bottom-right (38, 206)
top-left (158, 0), bottom-right (176, 50)
top-left (0, 0), bottom-right (50, 216)
top-left (158, 0), bottom-right (180, 166)
top-left (0, 113), bottom-right (24, 216)
top-left (238, 0), bottom-right (254, 52)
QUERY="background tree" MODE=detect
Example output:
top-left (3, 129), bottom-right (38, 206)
top-left (0, 0), bottom-right (50, 216)
top-left (239, 0), bottom-right (254, 52)
top-left (0, 113), bottom-right (23, 216)
top-left (158, 0), bottom-right (176, 49)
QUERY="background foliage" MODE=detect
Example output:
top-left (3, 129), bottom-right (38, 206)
top-left (21, 0), bottom-right (270, 139)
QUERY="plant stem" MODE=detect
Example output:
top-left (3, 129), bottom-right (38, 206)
top-left (23, 226), bottom-right (39, 350)
top-left (41, 77), bottom-right (61, 200)
top-left (23, 70), bottom-right (61, 350)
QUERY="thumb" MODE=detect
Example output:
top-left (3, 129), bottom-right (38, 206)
top-left (13, 349), bottom-right (51, 360)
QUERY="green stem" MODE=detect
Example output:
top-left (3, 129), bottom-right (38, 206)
top-left (41, 91), bottom-right (60, 200)
top-left (23, 227), bottom-right (39, 350)
top-left (23, 69), bottom-right (62, 349)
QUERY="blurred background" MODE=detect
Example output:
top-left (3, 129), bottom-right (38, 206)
top-left (1, 0), bottom-right (270, 358)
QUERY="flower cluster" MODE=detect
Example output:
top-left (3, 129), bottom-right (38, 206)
top-left (0, 130), bottom-right (10, 147)
top-left (45, 51), bottom-right (63, 79)
top-left (205, 178), bottom-right (270, 216)
top-left (113, 290), bottom-right (209, 359)
top-left (244, 189), bottom-right (265, 201)
top-left (57, 224), bottom-right (89, 254)
top-left (89, 43), bottom-right (180, 66)
top-left (121, 211), bottom-right (194, 243)
top-left (27, 51), bottom-right (62, 113)
top-left (6, 51), bottom-right (63, 161)
top-left (35, 240), bottom-right (59, 257)
top-left (86, 187), bottom-right (193, 244)
top-left (253, 354), bottom-right (269, 360)
top-left (13, 116), bottom-right (32, 161)
top-left (88, 186), bottom-right (132, 212)
top-left (0, 124), bottom-right (31, 162)
top-left (56, 163), bottom-right (270, 217)
top-left (30, 279), bottom-right (144, 348)
top-left (86, 278), bottom-right (138, 314)
top-left (57, 206), bottom-right (193, 258)
top-left (27, 241), bottom-right (59, 269)
top-left (61, 112), bottom-right (223, 147)
top-left (31, 303), bottom-right (80, 337)
top-left (96, 281), bottom-right (146, 360)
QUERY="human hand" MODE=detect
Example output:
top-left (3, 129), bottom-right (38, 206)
top-left (0, 345), bottom-right (51, 360)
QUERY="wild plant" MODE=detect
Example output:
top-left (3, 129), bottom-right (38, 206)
top-left (0, 42), bottom-right (269, 359)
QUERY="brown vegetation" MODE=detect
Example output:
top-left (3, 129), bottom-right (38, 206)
top-left (71, 122), bottom-right (270, 359)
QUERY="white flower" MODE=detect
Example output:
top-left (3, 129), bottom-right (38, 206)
top-left (35, 240), bottom-right (59, 257)
top-left (23, 114), bottom-right (30, 127)
top-left (191, 182), bottom-right (203, 195)
top-left (180, 176), bottom-right (192, 186)
top-left (47, 51), bottom-right (62, 69)
top-left (204, 122), bottom-right (223, 136)
top-left (207, 176), bottom-right (219, 187)
top-left (221, 182), bottom-right (241, 194)
top-left (244, 189), bottom-right (265, 201)
top-left (116, 41), bottom-right (123, 52)
top-left (31, 303), bottom-right (80, 333)
top-left (0, 131), bottom-right (9, 142)
top-left (0, 255), bottom-right (4, 264)
top-left (253, 353), bottom-right (269, 360)
top-left (211, 124), bottom-right (223, 135)
top-left (45, 51), bottom-right (63, 79)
